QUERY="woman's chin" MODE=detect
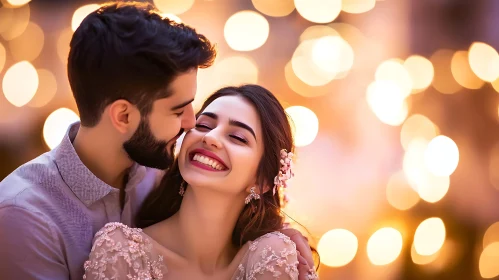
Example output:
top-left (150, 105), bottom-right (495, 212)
top-left (182, 172), bottom-right (214, 186)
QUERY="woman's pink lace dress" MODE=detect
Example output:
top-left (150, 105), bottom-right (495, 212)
top-left (83, 222), bottom-right (299, 280)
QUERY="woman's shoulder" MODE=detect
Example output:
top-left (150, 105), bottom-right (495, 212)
top-left (92, 222), bottom-right (146, 244)
top-left (237, 231), bottom-right (299, 279)
top-left (249, 231), bottom-right (297, 252)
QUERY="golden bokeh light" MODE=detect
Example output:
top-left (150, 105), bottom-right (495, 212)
top-left (215, 56), bottom-right (259, 86)
top-left (0, 42), bottom-right (5, 73)
top-left (424, 135), bottom-right (459, 176)
top-left (416, 173), bottom-right (450, 203)
top-left (299, 25), bottom-right (339, 42)
top-left (28, 69), bottom-right (57, 108)
top-left (312, 35), bottom-right (354, 76)
top-left (8, 21), bottom-right (44, 62)
top-left (403, 55), bottom-right (434, 93)
top-left (483, 222), bottom-right (499, 249)
top-left (251, 0), bottom-right (295, 17)
top-left (292, 40), bottom-right (336, 86)
top-left (479, 242), bottom-right (499, 279)
top-left (43, 108), bottom-right (80, 150)
top-left (414, 217), bottom-right (446, 256)
top-left (194, 56), bottom-right (259, 110)
top-left (425, 240), bottom-right (459, 273)
top-left (1, 4), bottom-right (30, 41)
top-left (194, 67), bottom-right (218, 111)
top-left (298, 24), bottom-right (361, 80)
top-left (153, 0), bottom-right (194, 15)
top-left (489, 143), bottom-right (499, 191)
top-left (385, 171), bottom-right (420, 211)
top-left (328, 22), bottom-right (366, 47)
top-left (366, 80), bottom-right (409, 126)
top-left (400, 114), bottom-right (439, 151)
top-left (2, 61), bottom-right (38, 107)
top-left (403, 139), bottom-right (428, 190)
top-left (492, 78), bottom-right (499, 93)
top-left (5, 0), bottom-right (31, 7)
top-left (411, 242), bottom-right (439, 265)
top-left (0, 7), bottom-right (14, 34)
top-left (342, 0), bottom-right (376, 14)
top-left (367, 227), bottom-right (403, 266)
top-left (285, 106), bottom-right (319, 147)
top-left (224, 11), bottom-right (269, 52)
top-left (451, 50), bottom-right (484, 90)
top-left (161, 13), bottom-right (182, 23)
top-left (284, 61), bottom-right (330, 98)
top-left (294, 0), bottom-right (342, 23)
top-left (57, 27), bottom-right (73, 64)
top-left (431, 49), bottom-right (462, 94)
top-left (403, 136), bottom-right (451, 203)
top-left (375, 59), bottom-right (413, 98)
top-left (468, 42), bottom-right (499, 82)
top-left (317, 229), bottom-right (358, 267)
top-left (71, 4), bottom-right (100, 31)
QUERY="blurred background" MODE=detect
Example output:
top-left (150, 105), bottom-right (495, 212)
top-left (1, 0), bottom-right (499, 279)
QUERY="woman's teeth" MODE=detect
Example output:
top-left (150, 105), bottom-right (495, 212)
top-left (193, 154), bottom-right (224, 170)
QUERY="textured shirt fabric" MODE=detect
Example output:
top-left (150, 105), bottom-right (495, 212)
top-left (0, 122), bottom-right (159, 280)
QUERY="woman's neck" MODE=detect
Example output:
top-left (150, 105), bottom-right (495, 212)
top-left (164, 186), bottom-right (247, 273)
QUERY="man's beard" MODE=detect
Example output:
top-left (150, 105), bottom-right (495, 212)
top-left (123, 118), bottom-right (181, 170)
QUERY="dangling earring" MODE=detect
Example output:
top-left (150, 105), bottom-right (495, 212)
top-left (179, 181), bottom-right (186, 196)
top-left (244, 187), bottom-right (260, 204)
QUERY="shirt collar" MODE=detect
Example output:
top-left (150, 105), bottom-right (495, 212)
top-left (54, 122), bottom-right (146, 206)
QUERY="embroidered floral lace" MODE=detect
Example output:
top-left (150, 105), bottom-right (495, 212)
top-left (83, 222), bottom-right (299, 280)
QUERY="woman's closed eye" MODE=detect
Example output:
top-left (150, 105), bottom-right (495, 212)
top-left (195, 124), bottom-right (212, 131)
top-left (230, 135), bottom-right (248, 144)
top-left (196, 124), bottom-right (248, 144)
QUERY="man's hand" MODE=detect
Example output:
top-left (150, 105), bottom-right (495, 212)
top-left (279, 228), bottom-right (318, 280)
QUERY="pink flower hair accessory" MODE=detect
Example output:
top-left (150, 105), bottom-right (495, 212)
top-left (273, 149), bottom-right (294, 196)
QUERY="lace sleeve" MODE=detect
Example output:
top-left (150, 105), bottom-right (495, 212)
top-left (243, 232), bottom-right (299, 280)
top-left (83, 222), bottom-right (165, 280)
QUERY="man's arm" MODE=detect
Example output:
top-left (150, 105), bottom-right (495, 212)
top-left (0, 205), bottom-right (69, 280)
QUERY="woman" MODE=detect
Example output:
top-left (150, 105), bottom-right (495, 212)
top-left (83, 85), bottom-right (319, 279)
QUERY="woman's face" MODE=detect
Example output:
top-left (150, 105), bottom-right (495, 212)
top-left (178, 95), bottom-right (264, 196)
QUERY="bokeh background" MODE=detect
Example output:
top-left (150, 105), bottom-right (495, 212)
top-left (1, 0), bottom-right (499, 279)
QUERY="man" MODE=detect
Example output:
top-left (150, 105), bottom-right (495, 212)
top-left (0, 2), bottom-right (315, 279)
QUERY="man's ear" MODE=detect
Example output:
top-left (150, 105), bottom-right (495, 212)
top-left (107, 99), bottom-right (140, 135)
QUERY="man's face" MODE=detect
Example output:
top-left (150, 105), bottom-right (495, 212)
top-left (123, 69), bottom-right (197, 169)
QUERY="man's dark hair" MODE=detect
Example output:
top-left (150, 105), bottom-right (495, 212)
top-left (68, 1), bottom-right (216, 127)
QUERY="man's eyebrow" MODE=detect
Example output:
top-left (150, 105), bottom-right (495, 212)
top-left (171, 98), bottom-right (194, 111)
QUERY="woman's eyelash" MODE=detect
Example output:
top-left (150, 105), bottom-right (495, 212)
top-left (195, 124), bottom-right (211, 129)
top-left (230, 135), bottom-right (248, 143)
